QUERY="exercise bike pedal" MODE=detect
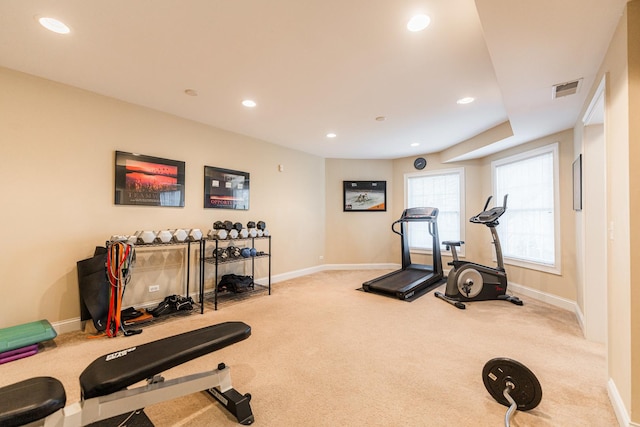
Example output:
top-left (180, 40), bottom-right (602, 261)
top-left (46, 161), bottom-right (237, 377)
top-left (434, 291), bottom-right (466, 309)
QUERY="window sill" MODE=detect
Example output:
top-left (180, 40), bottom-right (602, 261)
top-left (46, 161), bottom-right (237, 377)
top-left (504, 257), bottom-right (561, 276)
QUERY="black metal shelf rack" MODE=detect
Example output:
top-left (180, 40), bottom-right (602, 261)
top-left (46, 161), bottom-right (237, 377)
top-left (198, 236), bottom-right (271, 311)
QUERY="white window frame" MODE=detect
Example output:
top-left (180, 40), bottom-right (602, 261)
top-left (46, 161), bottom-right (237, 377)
top-left (404, 167), bottom-right (465, 256)
top-left (491, 143), bottom-right (561, 274)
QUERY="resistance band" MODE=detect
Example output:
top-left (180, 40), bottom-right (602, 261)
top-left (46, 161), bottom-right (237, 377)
top-left (106, 241), bottom-right (136, 337)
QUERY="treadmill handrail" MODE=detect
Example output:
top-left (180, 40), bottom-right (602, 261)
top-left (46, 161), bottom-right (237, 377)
top-left (391, 207), bottom-right (439, 236)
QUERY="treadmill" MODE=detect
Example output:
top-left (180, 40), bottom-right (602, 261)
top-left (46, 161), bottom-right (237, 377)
top-left (362, 207), bottom-right (444, 300)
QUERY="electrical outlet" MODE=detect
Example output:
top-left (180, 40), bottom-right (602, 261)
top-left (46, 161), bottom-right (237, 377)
top-left (148, 285), bottom-right (160, 293)
top-left (319, 255), bottom-right (324, 260)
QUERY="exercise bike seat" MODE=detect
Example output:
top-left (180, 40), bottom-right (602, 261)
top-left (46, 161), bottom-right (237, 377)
top-left (0, 376), bottom-right (66, 427)
top-left (442, 240), bottom-right (463, 247)
top-left (79, 321), bottom-right (251, 399)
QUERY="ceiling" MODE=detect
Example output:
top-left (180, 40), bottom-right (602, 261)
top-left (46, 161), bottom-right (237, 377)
top-left (0, 0), bottom-right (626, 160)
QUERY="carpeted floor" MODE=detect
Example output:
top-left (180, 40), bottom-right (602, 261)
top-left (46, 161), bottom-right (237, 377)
top-left (0, 270), bottom-right (617, 426)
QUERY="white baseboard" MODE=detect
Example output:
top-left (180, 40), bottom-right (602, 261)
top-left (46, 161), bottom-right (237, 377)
top-left (269, 265), bottom-right (325, 283)
top-left (52, 317), bottom-right (83, 335)
top-left (608, 378), bottom-right (635, 426)
top-left (507, 281), bottom-right (578, 312)
top-left (320, 263), bottom-right (400, 271)
top-left (52, 265), bottom-right (579, 336)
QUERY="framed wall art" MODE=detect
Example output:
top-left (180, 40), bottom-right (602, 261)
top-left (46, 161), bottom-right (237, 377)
top-left (343, 180), bottom-right (387, 212)
top-left (204, 166), bottom-right (250, 210)
top-left (114, 151), bottom-right (185, 207)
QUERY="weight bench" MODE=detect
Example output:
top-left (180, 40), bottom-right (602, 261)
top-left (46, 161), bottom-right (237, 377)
top-left (0, 321), bottom-right (254, 426)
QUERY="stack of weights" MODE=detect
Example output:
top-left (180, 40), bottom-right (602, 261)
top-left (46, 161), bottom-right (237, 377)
top-left (256, 221), bottom-right (270, 237)
top-left (226, 245), bottom-right (242, 258)
top-left (209, 220), bottom-right (269, 239)
top-left (209, 220), bottom-right (232, 239)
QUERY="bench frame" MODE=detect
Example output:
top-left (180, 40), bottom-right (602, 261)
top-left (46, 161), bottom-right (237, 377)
top-left (17, 363), bottom-right (253, 427)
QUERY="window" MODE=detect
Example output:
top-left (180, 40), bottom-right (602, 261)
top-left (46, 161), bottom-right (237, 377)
top-left (405, 168), bottom-right (465, 252)
top-left (492, 143), bottom-right (560, 273)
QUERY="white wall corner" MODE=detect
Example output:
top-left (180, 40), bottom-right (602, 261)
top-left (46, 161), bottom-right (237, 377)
top-left (574, 303), bottom-right (586, 337)
top-left (608, 378), bottom-right (633, 427)
top-left (52, 317), bottom-right (83, 335)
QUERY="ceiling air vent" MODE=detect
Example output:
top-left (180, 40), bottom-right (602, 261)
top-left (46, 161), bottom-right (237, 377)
top-left (552, 78), bottom-right (583, 99)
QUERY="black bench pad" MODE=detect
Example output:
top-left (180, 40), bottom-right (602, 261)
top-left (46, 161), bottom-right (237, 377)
top-left (0, 376), bottom-right (66, 427)
top-left (80, 321), bottom-right (251, 399)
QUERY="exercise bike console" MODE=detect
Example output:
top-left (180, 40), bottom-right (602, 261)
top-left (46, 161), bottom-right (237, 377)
top-left (435, 195), bottom-right (522, 309)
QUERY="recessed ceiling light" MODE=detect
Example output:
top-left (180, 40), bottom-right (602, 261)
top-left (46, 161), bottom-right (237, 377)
top-left (38, 17), bottom-right (70, 34)
top-left (184, 89), bottom-right (198, 96)
top-left (456, 97), bottom-right (475, 105)
top-left (407, 14), bottom-right (430, 32)
top-left (242, 99), bottom-right (257, 107)
top-left (411, 142), bottom-right (420, 147)
top-left (326, 133), bottom-right (337, 138)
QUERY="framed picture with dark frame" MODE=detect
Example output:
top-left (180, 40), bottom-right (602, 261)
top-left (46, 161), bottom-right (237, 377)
top-left (573, 154), bottom-right (582, 211)
top-left (204, 166), bottom-right (250, 210)
top-left (114, 151), bottom-right (185, 207)
top-left (343, 180), bottom-right (387, 212)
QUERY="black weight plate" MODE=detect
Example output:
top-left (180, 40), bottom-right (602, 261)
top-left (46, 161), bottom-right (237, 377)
top-left (482, 358), bottom-right (542, 411)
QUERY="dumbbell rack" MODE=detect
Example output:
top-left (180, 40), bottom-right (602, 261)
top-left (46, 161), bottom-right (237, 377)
top-left (198, 235), bottom-right (271, 311)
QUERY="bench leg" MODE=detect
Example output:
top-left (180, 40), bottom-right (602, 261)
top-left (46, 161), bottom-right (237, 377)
top-left (208, 387), bottom-right (254, 425)
top-left (207, 363), bottom-right (254, 425)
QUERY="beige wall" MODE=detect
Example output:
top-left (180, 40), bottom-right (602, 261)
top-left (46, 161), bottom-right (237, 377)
top-left (324, 159), bottom-right (395, 264)
top-left (573, 0), bottom-right (638, 420)
top-left (391, 153), bottom-right (484, 266)
top-left (482, 130), bottom-right (578, 301)
top-left (0, 67), bottom-right (326, 327)
top-left (388, 132), bottom-right (577, 301)
top-left (627, 0), bottom-right (640, 420)
top-left (3, 6), bottom-right (638, 417)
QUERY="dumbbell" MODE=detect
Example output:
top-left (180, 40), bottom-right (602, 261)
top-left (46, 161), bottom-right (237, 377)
top-left (256, 220), bottom-right (270, 237)
top-left (250, 248), bottom-right (257, 257)
top-left (189, 229), bottom-right (203, 241)
top-left (210, 221), bottom-right (229, 239)
top-left (213, 248), bottom-right (228, 260)
top-left (226, 245), bottom-right (241, 258)
top-left (172, 229), bottom-right (188, 242)
top-left (224, 221), bottom-right (238, 239)
top-left (138, 230), bottom-right (157, 244)
top-left (240, 247), bottom-right (251, 258)
top-left (234, 222), bottom-right (249, 238)
top-left (246, 221), bottom-right (258, 238)
top-left (157, 230), bottom-right (173, 243)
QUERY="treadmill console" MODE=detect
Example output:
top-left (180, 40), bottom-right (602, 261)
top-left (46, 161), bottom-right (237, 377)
top-left (401, 207), bottom-right (439, 221)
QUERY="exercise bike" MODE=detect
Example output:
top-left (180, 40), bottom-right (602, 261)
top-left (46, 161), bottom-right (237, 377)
top-left (435, 195), bottom-right (522, 309)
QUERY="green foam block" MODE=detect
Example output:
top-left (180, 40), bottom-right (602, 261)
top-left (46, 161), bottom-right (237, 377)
top-left (0, 320), bottom-right (57, 353)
